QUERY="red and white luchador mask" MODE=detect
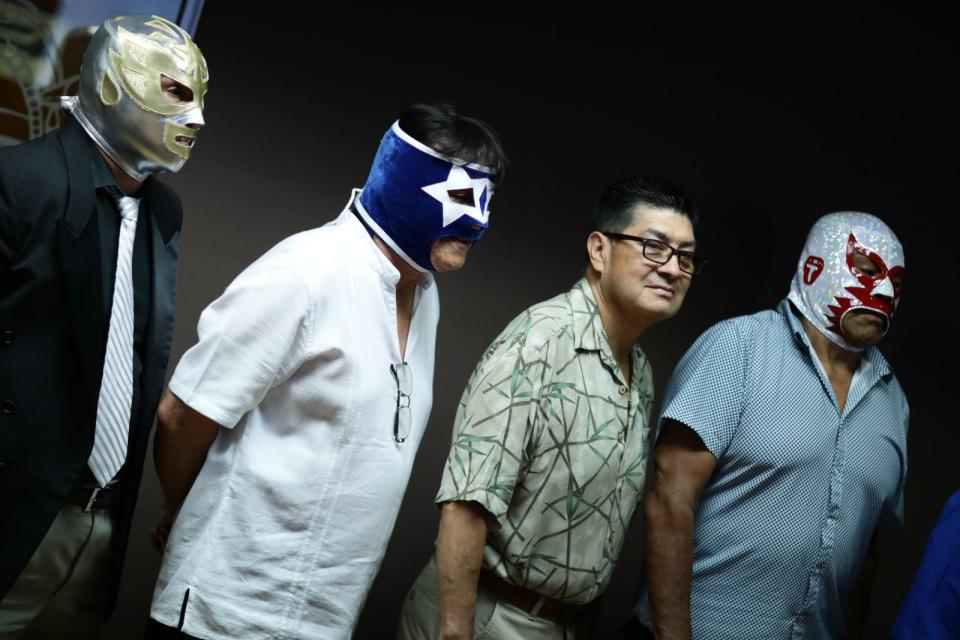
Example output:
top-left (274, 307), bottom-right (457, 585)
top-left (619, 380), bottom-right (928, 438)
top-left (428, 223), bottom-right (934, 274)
top-left (788, 212), bottom-right (905, 352)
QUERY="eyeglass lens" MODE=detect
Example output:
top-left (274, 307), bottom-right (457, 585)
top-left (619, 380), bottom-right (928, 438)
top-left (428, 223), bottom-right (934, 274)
top-left (642, 239), bottom-right (699, 274)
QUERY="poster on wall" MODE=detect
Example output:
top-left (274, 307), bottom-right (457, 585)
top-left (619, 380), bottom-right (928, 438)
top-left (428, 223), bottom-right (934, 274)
top-left (0, 0), bottom-right (204, 145)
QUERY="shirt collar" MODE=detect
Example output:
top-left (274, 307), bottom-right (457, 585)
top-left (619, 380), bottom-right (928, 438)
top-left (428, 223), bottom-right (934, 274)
top-left (569, 278), bottom-right (638, 383)
top-left (779, 298), bottom-right (891, 380)
top-left (343, 189), bottom-right (435, 290)
top-left (91, 147), bottom-right (120, 192)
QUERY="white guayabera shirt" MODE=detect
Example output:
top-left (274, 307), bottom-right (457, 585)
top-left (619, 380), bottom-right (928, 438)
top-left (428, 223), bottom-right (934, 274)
top-left (151, 196), bottom-right (438, 639)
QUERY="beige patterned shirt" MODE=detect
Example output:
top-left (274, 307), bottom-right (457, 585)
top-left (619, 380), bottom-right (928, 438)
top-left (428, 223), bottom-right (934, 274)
top-left (436, 278), bottom-right (654, 604)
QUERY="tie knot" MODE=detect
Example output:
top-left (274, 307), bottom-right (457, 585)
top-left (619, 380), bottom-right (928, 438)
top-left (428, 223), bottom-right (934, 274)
top-left (116, 195), bottom-right (140, 222)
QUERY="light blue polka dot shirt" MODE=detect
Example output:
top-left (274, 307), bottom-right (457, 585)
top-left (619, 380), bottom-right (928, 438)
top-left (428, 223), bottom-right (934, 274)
top-left (634, 299), bottom-right (909, 639)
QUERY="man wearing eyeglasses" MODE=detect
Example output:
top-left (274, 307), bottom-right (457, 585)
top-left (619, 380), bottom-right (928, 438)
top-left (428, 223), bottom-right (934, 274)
top-left (629, 212), bottom-right (908, 639)
top-left (144, 104), bottom-right (508, 640)
top-left (397, 176), bottom-right (702, 640)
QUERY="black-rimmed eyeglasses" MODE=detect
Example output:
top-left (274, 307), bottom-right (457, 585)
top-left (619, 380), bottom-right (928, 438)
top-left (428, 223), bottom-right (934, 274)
top-left (391, 362), bottom-right (412, 444)
top-left (601, 231), bottom-right (706, 275)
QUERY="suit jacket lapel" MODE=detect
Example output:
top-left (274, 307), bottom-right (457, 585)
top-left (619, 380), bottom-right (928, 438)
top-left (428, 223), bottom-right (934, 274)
top-left (53, 119), bottom-right (182, 423)
top-left (55, 121), bottom-right (106, 404)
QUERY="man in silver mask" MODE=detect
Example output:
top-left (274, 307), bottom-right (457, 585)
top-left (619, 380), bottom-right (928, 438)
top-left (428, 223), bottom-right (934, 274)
top-left (0, 14), bottom-right (207, 638)
top-left (64, 14), bottom-right (207, 180)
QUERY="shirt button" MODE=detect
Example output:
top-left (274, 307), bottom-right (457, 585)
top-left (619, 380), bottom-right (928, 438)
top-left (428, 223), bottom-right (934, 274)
top-left (1, 400), bottom-right (14, 415)
top-left (1, 329), bottom-right (13, 345)
top-left (617, 478), bottom-right (624, 489)
top-left (618, 385), bottom-right (628, 395)
top-left (617, 430), bottom-right (625, 443)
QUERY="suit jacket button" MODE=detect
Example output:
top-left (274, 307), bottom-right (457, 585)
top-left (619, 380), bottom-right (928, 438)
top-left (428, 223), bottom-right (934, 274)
top-left (1, 400), bottom-right (15, 414)
top-left (0, 330), bottom-right (13, 345)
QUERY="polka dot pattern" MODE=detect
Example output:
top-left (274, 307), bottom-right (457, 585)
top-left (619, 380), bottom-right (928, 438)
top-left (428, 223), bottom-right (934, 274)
top-left (634, 299), bottom-right (909, 639)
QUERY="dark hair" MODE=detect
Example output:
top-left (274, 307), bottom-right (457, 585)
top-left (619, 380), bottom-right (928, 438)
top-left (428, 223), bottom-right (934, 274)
top-left (398, 103), bottom-right (509, 184)
top-left (591, 175), bottom-right (698, 233)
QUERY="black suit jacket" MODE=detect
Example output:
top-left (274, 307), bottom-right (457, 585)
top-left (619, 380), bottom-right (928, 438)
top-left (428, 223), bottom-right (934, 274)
top-left (0, 118), bottom-right (181, 603)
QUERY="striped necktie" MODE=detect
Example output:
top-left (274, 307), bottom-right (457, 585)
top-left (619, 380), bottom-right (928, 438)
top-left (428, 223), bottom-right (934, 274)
top-left (88, 194), bottom-right (139, 487)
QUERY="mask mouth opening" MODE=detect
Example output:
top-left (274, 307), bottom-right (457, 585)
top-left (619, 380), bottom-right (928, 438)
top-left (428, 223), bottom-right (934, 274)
top-left (841, 307), bottom-right (890, 337)
top-left (438, 236), bottom-right (475, 247)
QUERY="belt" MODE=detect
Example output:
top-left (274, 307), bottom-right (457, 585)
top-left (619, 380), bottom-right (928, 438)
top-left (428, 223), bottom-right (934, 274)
top-left (478, 568), bottom-right (583, 625)
top-left (64, 482), bottom-right (120, 512)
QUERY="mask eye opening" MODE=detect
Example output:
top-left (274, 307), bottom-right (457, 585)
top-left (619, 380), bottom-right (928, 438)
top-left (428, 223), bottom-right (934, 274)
top-left (161, 74), bottom-right (194, 103)
top-left (447, 187), bottom-right (475, 207)
top-left (851, 251), bottom-right (884, 278)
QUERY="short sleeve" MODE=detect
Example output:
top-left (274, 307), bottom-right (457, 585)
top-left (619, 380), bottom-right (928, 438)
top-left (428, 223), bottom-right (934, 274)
top-left (435, 343), bottom-right (544, 525)
top-left (659, 320), bottom-right (749, 460)
top-left (169, 252), bottom-right (313, 428)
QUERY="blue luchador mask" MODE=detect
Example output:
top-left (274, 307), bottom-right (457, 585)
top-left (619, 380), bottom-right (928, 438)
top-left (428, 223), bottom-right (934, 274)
top-left (355, 121), bottom-right (496, 272)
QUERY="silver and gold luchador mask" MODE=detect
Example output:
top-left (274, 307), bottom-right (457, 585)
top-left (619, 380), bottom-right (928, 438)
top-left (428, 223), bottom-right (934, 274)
top-left (62, 15), bottom-right (208, 180)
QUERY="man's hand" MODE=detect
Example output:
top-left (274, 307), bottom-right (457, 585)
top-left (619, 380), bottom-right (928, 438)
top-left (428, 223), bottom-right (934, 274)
top-left (644, 420), bottom-right (716, 640)
top-left (436, 500), bottom-right (490, 640)
top-left (151, 506), bottom-right (175, 553)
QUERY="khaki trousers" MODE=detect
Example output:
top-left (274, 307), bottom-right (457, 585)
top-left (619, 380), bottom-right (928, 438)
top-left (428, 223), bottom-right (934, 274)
top-left (0, 505), bottom-right (115, 640)
top-left (397, 556), bottom-right (573, 640)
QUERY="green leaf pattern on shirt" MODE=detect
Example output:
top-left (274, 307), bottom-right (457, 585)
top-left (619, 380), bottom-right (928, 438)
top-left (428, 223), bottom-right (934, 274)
top-left (436, 279), bottom-right (654, 604)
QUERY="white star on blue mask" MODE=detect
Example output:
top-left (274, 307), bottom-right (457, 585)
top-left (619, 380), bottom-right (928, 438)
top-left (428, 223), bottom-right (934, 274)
top-left (421, 166), bottom-right (492, 227)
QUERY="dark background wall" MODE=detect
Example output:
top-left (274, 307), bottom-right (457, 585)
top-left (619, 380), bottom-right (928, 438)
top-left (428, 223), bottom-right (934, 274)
top-left (101, 2), bottom-right (957, 637)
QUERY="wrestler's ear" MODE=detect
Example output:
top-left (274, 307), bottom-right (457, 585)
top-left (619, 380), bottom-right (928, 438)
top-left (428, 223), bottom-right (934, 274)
top-left (586, 231), bottom-right (610, 274)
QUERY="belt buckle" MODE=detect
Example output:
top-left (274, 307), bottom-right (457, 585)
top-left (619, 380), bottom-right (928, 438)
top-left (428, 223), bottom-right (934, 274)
top-left (83, 486), bottom-right (102, 512)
